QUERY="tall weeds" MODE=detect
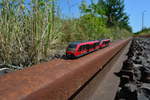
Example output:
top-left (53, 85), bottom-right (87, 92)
top-left (0, 0), bottom-right (64, 68)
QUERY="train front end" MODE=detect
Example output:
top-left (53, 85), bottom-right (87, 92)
top-left (66, 44), bottom-right (77, 58)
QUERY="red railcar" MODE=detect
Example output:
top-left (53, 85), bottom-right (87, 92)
top-left (66, 39), bottom-right (110, 58)
top-left (99, 39), bottom-right (111, 48)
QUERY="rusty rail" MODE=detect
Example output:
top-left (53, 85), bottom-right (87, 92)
top-left (0, 39), bottom-right (131, 100)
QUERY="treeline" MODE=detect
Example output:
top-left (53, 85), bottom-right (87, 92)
top-left (0, 0), bottom-right (132, 69)
top-left (80, 0), bottom-right (132, 32)
top-left (135, 27), bottom-right (150, 34)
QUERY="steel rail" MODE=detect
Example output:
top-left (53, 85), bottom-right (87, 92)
top-left (0, 38), bottom-right (131, 100)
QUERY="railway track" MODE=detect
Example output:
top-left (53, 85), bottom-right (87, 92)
top-left (71, 40), bottom-right (131, 100)
top-left (0, 39), bottom-right (131, 100)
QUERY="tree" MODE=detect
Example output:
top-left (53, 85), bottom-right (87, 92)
top-left (99, 0), bottom-right (129, 27)
top-left (80, 0), bottom-right (91, 14)
top-left (80, 0), bottom-right (132, 32)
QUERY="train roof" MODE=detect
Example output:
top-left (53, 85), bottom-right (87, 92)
top-left (69, 40), bottom-right (99, 46)
top-left (68, 39), bottom-right (110, 46)
top-left (98, 39), bottom-right (110, 41)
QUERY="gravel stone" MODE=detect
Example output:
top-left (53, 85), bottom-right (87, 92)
top-left (116, 37), bottom-right (150, 100)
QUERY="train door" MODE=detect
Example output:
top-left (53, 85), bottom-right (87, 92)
top-left (103, 40), bottom-right (110, 47)
top-left (77, 45), bottom-right (86, 56)
top-left (88, 44), bottom-right (94, 52)
top-left (100, 41), bottom-right (105, 48)
top-left (81, 45), bottom-right (87, 54)
top-left (95, 42), bottom-right (99, 50)
top-left (105, 40), bottom-right (110, 47)
top-left (86, 44), bottom-right (90, 52)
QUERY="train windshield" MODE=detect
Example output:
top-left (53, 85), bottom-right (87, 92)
top-left (67, 44), bottom-right (77, 51)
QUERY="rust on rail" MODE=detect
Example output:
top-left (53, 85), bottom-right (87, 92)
top-left (0, 39), bottom-right (131, 100)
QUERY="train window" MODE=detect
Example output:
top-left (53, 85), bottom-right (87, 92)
top-left (68, 44), bottom-right (76, 48)
top-left (78, 46), bottom-right (82, 51)
top-left (88, 45), bottom-right (91, 49)
top-left (94, 43), bottom-right (97, 47)
top-left (103, 41), bottom-right (107, 44)
top-left (103, 41), bottom-right (106, 44)
top-left (86, 44), bottom-right (90, 50)
top-left (89, 44), bottom-right (93, 49)
top-left (107, 41), bottom-right (109, 44)
top-left (92, 44), bottom-right (94, 48)
top-left (87, 45), bottom-right (90, 49)
top-left (103, 41), bottom-right (109, 45)
top-left (67, 44), bottom-right (77, 51)
top-left (78, 45), bottom-right (85, 51)
top-left (96, 43), bottom-right (99, 46)
top-left (82, 45), bottom-right (86, 50)
top-left (95, 42), bottom-right (99, 47)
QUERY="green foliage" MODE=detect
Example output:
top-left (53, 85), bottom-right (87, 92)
top-left (79, 14), bottom-right (109, 39)
top-left (80, 0), bottom-right (132, 32)
top-left (0, 0), bottom-right (61, 67)
top-left (135, 27), bottom-right (150, 35)
top-left (80, 0), bottom-right (90, 13)
top-left (103, 0), bottom-right (132, 32)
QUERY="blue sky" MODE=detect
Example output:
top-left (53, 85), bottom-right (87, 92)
top-left (124, 0), bottom-right (150, 32)
top-left (58, 0), bottom-right (150, 32)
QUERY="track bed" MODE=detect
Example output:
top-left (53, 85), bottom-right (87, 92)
top-left (115, 37), bottom-right (150, 100)
top-left (70, 40), bottom-right (131, 100)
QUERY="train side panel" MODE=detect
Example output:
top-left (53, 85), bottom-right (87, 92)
top-left (66, 39), bottom-right (110, 58)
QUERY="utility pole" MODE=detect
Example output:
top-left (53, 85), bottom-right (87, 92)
top-left (142, 11), bottom-right (146, 30)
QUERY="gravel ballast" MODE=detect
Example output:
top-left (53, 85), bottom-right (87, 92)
top-left (115, 37), bottom-right (150, 100)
